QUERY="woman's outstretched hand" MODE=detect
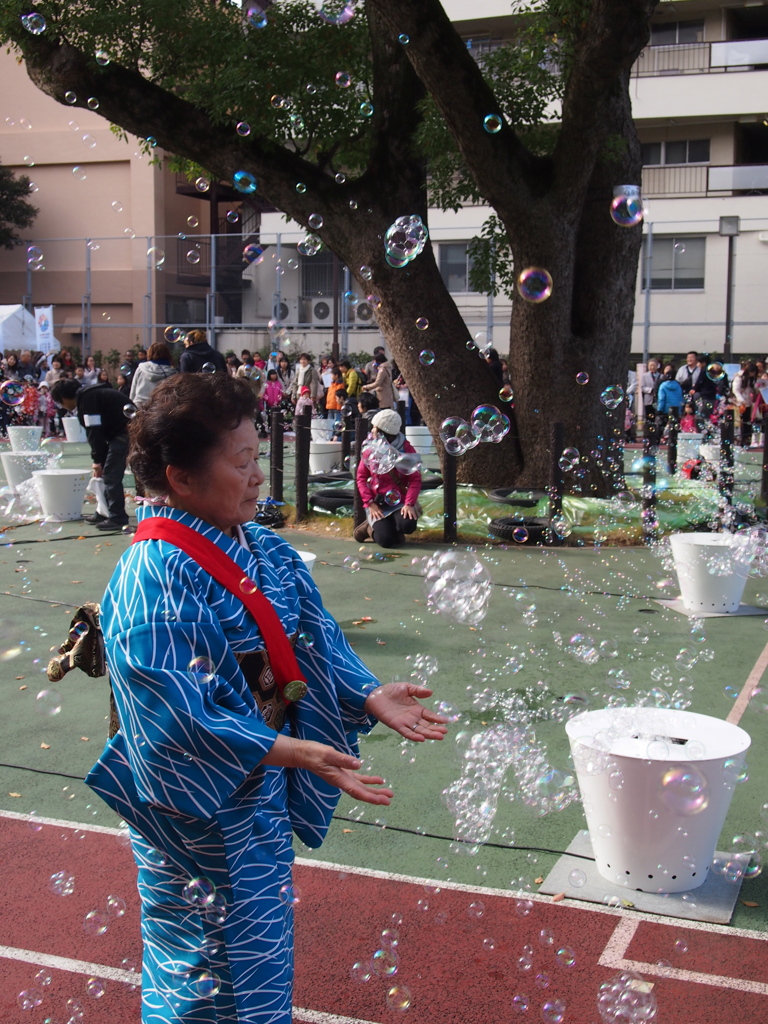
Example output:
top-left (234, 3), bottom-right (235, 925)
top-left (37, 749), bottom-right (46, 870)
top-left (364, 683), bottom-right (449, 742)
top-left (262, 735), bottom-right (393, 804)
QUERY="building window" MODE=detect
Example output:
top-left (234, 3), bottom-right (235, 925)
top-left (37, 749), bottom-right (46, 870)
top-left (439, 243), bottom-right (478, 293)
top-left (166, 297), bottom-right (207, 324)
top-left (643, 236), bottom-right (705, 291)
top-left (650, 19), bottom-right (705, 46)
top-left (641, 140), bottom-right (710, 166)
top-left (300, 248), bottom-right (334, 297)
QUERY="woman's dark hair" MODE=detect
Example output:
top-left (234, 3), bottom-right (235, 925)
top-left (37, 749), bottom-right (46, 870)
top-left (358, 392), bottom-right (379, 411)
top-left (6, 353), bottom-right (17, 365)
top-left (374, 352), bottom-right (387, 364)
top-left (147, 342), bottom-right (172, 362)
top-left (185, 329), bottom-right (207, 346)
top-left (129, 374), bottom-right (256, 494)
top-left (50, 378), bottom-right (83, 403)
top-left (267, 369), bottom-right (278, 380)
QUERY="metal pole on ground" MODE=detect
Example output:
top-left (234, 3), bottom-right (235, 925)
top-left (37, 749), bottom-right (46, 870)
top-left (294, 409), bottom-right (311, 522)
top-left (353, 415), bottom-right (366, 528)
top-left (642, 436), bottom-right (657, 546)
top-left (442, 450), bottom-right (458, 544)
top-left (549, 421), bottom-right (565, 541)
top-left (270, 409), bottom-right (284, 502)
top-left (720, 407), bottom-right (735, 510)
top-left (667, 409), bottom-right (679, 475)
top-left (340, 416), bottom-right (352, 473)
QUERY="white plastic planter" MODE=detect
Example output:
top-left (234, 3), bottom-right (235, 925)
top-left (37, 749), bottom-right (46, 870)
top-left (677, 432), bottom-right (703, 464)
top-left (7, 426), bottom-right (42, 452)
top-left (566, 707), bottom-right (750, 894)
top-left (700, 443), bottom-right (720, 464)
top-left (62, 417), bottom-right (88, 443)
top-left (309, 440), bottom-right (342, 475)
top-left (32, 468), bottom-right (90, 521)
top-left (670, 532), bottom-right (754, 614)
top-left (1, 452), bottom-right (51, 492)
top-left (405, 425), bottom-right (436, 455)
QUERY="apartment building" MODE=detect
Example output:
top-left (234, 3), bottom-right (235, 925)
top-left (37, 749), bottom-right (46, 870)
top-left (0, 0), bottom-right (766, 359)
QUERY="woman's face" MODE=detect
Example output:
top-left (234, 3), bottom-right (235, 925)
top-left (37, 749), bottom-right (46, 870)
top-left (279, 358), bottom-right (288, 370)
top-left (7, 355), bottom-right (17, 366)
top-left (169, 418), bottom-right (265, 535)
top-left (87, 357), bottom-right (95, 368)
top-left (299, 356), bottom-right (309, 367)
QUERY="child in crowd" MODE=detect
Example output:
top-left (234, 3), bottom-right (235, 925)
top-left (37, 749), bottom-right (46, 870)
top-left (294, 385), bottom-right (314, 418)
top-left (324, 369), bottom-right (345, 419)
top-left (680, 402), bottom-right (697, 433)
top-left (37, 382), bottom-right (57, 436)
top-left (263, 369), bottom-right (284, 412)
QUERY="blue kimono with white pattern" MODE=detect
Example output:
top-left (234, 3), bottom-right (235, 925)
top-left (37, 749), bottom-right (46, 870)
top-left (86, 504), bottom-right (379, 1023)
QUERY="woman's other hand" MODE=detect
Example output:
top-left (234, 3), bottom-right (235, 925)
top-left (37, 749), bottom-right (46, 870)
top-left (262, 735), bottom-right (393, 804)
top-left (367, 504), bottom-right (384, 521)
top-left (401, 504), bottom-right (417, 520)
top-left (364, 683), bottom-right (449, 742)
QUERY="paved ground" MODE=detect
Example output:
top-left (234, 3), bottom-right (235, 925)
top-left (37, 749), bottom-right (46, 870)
top-left (1, 440), bottom-right (767, 1021)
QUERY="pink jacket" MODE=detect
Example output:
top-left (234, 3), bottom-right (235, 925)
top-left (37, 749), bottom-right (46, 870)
top-left (356, 438), bottom-right (422, 509)
top-left (264, 380), bottom-right (283, 408)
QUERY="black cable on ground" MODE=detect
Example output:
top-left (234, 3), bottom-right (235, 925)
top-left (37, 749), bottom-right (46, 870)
top-left (0, 760), bottom-right (594, 862)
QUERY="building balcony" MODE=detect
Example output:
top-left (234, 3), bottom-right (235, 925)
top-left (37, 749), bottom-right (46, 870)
top-left (632, 38), bottom-right (768, 77)
top-left (641, 163), bottom-right (768, 197)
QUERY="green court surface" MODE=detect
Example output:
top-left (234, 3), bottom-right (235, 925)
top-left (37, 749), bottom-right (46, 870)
top-left (1, 443), bottom-right (767, 932)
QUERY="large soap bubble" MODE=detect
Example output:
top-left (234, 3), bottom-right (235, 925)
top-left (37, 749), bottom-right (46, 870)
top-left (423, 549), bottom-right (493, 626)
top-left (361, 437), bottom-right (398, 474)
top-left (384, 215), bottom-right (429, 267)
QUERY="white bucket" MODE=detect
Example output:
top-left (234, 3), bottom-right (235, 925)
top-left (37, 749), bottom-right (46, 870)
top-left (310, 419), bottom-right (334, 442)
top-left (309, 440), bottom-right (342, 475)
top-left (1, 452), bottom-right (51, 492)
top-left (700, 443), bottom-right (720, 464)
top-left (670, 532), bottom-right (753, 613)
top-left (32, 468), bottom-right (90, 521)
top-left (7, 426), bottom-right (42, 452)
top-left (405, 425), bottom-right (436, 455)
top-left (566, 707), bottom-right (750, 894)
top-left (297, 550), bottom-right (317, 575)
top-left (63, 417), bottom-right (88, 443)
top-left (677, 432), bottom-right (703, 464)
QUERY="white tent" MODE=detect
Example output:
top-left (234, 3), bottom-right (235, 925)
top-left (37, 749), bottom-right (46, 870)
top-left (0, 304), bottom-right (59, 353)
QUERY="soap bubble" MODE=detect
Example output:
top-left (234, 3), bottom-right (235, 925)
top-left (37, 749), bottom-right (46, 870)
top-left (419, 349), bottom-right (435, 366)
top-left (360, 101), bottom-right (374, 117)
top-left (610, 195), bottom-right (644, 227)
top-left (106, 894), bottom-right (126, 917)
top-left (383, 488), bottom-right (401, 506)
top-left (335, 71), bottom-right (352, 87)
top-left (512, 994), bottom-right (530, 1013)
top-left (73, 165), bottom-right (87, 180)
top-left (386, 984), bottom-right (412, 1011)
top-left (95, 49), bottom-right (110, 66)
top-left (350, 961), bottom-right (372, 983)
top-left (660, 765), bottom-right (709, 815)
top-left (499, 384), bottom-right (514, 402)
top-left (233, 170), bottom-right (257, 194)
top-left (298, 233), bottom-right (323, 256)
top-left (707, 363), bottom-right (725, 382)
top-left (87, 97), bottom-right (100, 110)
top-left (317, 2), bottom-right (357, 25)
top-left (600, 385), bottom-right (625, 410)
top-left (188, 656), bottom-right (215, 681)
top-left (542, 998), bottom-right (566, 1023)
top-left (308, 212), bottom-right (324, 230)
top-left (187, 215), bottom-right (199, 227)
top-left (517, 267), bottom-right (553, 302)
top-left (182, 876), bottom-right (217, 907)
top-left (123, 403), bottom-right (137, 419)
top-left (483, 114), bottom-right (503, 134)
top-left (35, 688), bottom-right (62, 716)
top-left (17, 989), bottom-right (44, 1010)
top-left (568, 867), bottom-right (587, 888)
top-left (597, 969), bottom-right (656, 1024)
top-left (555, 946), bottom-right (576, 967)
top-left (439, 416), bottom-right (474, 456)
top-left (559, 447), bottom-right (580, 471)
top-left (195, 177), bottom-right (210, 192)
top-left (513, 527), bottom-right (529, 544)
top-left (385, 214), bottom-right (428, 265)
top-left (146, 246), bottom-right (165, 269)
top-left (297, 631), bottom-right (315, 649)
top-left (415, 317), bottom-right (429, 330)
top-left (246, 5), bottom-right (268, 28)
top-left (344, 556), bottom-right (360, 572)
top-left (187, 250), bottom-right (200, 264)
top-left (27, 244), bottom-right (43, 265)
top-left (243, 243), bottom-right (265, 266)
top-left (1, 381), bottom-right (26, 406)
top-left (201, 362), bottom-right (216, 374)
top-left (65, 91), bottom-right (77, 104)
top-left (85, 976), bottom-right (106, 998)
top-left (371, 948), bottom-right (399, 976)
top-left (83, 909), bottom-right (110, 935)
top-left (576, 371), bottom-right (589, 385)
top-left (49, 870), bottom-right (76, 896)
top-left (470, 404), bottom-right (502, 440)
top-left (278, 883), bottom-right (301, 905)
top-left (22, 12), bottom-right (47, 33)
top-left (112, 200), bottom-right (124, 213)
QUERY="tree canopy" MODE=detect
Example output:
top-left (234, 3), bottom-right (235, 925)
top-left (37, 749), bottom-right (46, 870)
top-left (0, 160), bottom-right (38, 249)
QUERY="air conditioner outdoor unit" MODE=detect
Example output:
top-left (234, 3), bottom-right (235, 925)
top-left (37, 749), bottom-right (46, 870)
top-left (275, 297), bottom-right (299, 323)
top-left (355, 301), bottom-right (375, 324)
top-left (308, 297), bottom-right (333, 326)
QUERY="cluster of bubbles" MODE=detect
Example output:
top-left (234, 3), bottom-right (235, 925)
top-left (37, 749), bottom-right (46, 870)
top-left (83, 894), bottom-right (126, 936)
top-left (384, 215), bottom-right (429, 268)
top-left (349, 911), bottom-right (412, 1012)
top-left (422, 549), bottom-right (493, 626)
top-left (360, 437), bottom-right (422, 477)
top-left (597, 969), bottom-right (657, 1022)
top-left (439, 404), bottom-right (511, 456)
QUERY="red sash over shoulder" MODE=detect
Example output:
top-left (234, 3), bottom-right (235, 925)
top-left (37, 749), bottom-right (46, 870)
top-left (132, 518), bottom-right (308, 704)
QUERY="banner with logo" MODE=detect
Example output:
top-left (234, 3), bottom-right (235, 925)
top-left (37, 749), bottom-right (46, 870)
top-left (34, 305), bottom-right (55, 353)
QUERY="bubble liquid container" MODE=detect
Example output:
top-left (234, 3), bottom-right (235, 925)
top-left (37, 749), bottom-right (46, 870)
top-left (1, 451), bottom-right (51, 492)
top-left (32, 468), bottom-right (90, 521)
top-left (309, 440), bottom-right (342, 475)
top-left (62, 416), bottom-right (87, 443)
top-left (7, 425), bottom-right (42, 451)
top-left (676, 432), bottom-right (704, 464)
top-left (405, 425), bottom-right (436, 455)
top-left (297, 550), bottom-right (317, 575)
top-left (310, 419), bottom-right (334, 441)
top-left (566, 707), bottom-right (750, 893)
top-left (670, 532), bottom-right (754, 614)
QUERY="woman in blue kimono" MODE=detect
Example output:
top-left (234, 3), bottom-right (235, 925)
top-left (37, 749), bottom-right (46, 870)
top-left (86, 373), bottom-right (447, 1024)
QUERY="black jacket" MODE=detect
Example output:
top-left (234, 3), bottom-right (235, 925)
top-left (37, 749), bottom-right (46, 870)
top-left (76, 382), bottom-right (129, 465)
top-left (179, 342), bottom-right (226, 374)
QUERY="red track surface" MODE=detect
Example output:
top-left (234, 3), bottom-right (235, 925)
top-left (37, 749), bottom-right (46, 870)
top-left (1, 815), bottom-right (766, 1023)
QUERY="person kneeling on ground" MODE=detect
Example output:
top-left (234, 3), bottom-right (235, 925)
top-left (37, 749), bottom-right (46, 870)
top-left (355, 409), bottom-right (422, 548)
top-left (50, 378), bottom-right (130, 531)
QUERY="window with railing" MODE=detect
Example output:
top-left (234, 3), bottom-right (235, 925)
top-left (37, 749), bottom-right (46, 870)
top-left (641, 140), bottom-right (710, 166)
top-left (650, 20), bottom-right (705, 46)
top-left (439, 243), bottom-right (479, 293)
top-left (642, 236), bottom-right (706, 291)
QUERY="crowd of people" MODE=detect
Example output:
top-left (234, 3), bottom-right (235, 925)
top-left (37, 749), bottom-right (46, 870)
top-left (629, 351), bottom-right (768, 448)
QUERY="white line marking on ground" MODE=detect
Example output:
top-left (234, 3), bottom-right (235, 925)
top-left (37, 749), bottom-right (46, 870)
top-left (0, 944), bottom-right (138, 984)
top-left (598, 915), bottom-right (768, 995)
top-left (0, 809), bottom-right (122, 834)
top-left (293, 1009), bottom-right (382, 1024)
top-left (727, 638), bottom-right (768, 725)
top-left (294, 857), bottom-right (768, 942)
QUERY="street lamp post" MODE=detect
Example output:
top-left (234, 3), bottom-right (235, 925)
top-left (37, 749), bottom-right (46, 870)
top-left (719, 215), bottom-right (740, 361)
